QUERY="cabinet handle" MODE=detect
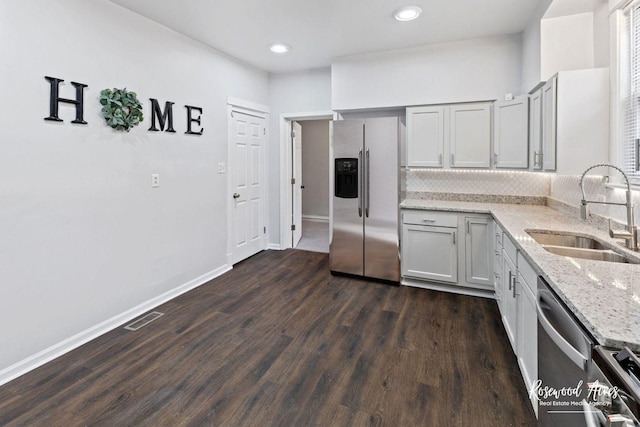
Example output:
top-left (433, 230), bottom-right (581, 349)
top-left (452, 231), bottom-right (456, 245)
top-left (539, 152), bottom-right (543, 167)
top-left (533, 151), bottom-right (539, 167)
top-left (422, 219), bottom-right (436, 223)
top-left (451, 153), bottom-right (455, 166)
top-left (508, 271), bottom-right (513, 290)
top-left (513, 277), bottom-right (518, 298)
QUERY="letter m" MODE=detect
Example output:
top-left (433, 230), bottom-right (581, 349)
top-left (148, 99), bottom-right (176, 132)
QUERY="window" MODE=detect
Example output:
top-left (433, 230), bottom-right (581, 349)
top-left (621, 1), bottom-right (640, 184)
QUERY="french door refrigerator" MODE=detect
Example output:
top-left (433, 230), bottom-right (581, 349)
top-left (330, 117), bottom-right (400, 283)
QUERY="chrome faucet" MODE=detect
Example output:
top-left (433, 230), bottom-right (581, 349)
top-left (579, 163), bottom-right (638, 251)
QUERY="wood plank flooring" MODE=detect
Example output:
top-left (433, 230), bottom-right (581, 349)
top-left (0, 250), bottom-right (537, 426)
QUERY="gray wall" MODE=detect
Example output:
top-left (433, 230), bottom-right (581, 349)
top-left (299, 120), bottom-right (330, 218)
top-left (0, 0), bottom-right (269, 382)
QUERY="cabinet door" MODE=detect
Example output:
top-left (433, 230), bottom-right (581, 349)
top-left (449, 103), bottom-right (491, 168)
top-left (501, 251), bottom-right (517, 351)
top-left (464, 216), bottom-right (492, 287)
top-left (402, 224), bottom-right (457, 283)
top-left (517, 271), bottom-right (538, 417)
top-left (541, 76), bottom-right (557, 171)
top-left (493, 224), bottom-right (504, 309)
top-left (406, 106), bottom-right (445, 168)
top-left (529, 89), bottom-right (543, 170)
top-left (494, 96), bottom-right (529, 169)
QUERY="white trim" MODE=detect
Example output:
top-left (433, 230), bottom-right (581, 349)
top-left (401, 278), bottom-right (495, 299)
top-left (611, 9), bottom-right (624, 167)
top-left (280, 111), bottom-right (337, 249)
top-left (267, 243), bottom-right (283, 250)
top-left (227, 97), bottom-right (269, 115)
top-left (0, 264), bottom-right (232, 387)
top-left (302, 215), bottom-right (330, 223)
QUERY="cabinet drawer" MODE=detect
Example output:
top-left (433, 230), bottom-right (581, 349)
top-left (517, 253), bottom-right (538, 294)
top-left (503, 234), bottom-right (517, 264)
top-left (402, 210), bottom-right (458, 227)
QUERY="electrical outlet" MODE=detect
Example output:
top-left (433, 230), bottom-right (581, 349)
top-left (151, 174), bottom-right (160, 188)
top-left (218, 163), bottom-right (226, 174)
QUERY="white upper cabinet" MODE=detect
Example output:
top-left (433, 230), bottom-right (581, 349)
top-left (406, 106), bottom-right (445, 168)
top-left (541, 76), bottom-right (557, 171)
top-left (407, 102), bottom-right (492, 169)
top-left (449, 103), bottom-right (492, 168)
top-left (494, 95), bottom-right (529, 169)
top-left (529, 86), bottom-right (543, 170)
top-left (534, 68), bottom-right (609, 174)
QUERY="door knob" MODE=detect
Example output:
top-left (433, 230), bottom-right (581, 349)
top-left (233, 193), bottom-right (240, 199)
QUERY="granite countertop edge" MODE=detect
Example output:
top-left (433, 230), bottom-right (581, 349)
top-left (400, 198), bottom-right (640, 352)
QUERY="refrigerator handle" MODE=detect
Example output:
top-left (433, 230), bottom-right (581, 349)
top-left (365, 148), bottom-right (370, 218)
top-left (358, 149), bottom-right (363, 217)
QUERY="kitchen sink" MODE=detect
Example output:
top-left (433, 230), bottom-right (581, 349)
top-left (542, 246), bottom-right (638, 264)
top-left (525, 230), bottom-right (639, 264)
top-left (526, 231), bottom-right (608, 250)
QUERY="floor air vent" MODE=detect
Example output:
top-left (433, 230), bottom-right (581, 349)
top-left (124, 311), bottom-right (164, 331)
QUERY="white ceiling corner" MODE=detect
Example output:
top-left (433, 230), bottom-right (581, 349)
top-left (109, 0), bottom-right (541, 73)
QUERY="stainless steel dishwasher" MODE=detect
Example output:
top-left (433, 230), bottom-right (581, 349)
top-left (537, 276), bottom-right (595, 426)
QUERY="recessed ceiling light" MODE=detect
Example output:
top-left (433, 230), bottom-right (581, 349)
top-left (393, 6), bottom-right (422, 21)
top-left (270, 43), bottom-right (290, 54)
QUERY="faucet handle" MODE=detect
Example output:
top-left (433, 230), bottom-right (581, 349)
top-left (609, 219), bottom-right (633, 239)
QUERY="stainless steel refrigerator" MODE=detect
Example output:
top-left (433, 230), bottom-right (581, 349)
top-left (330, 117), bottom-right (400, 283)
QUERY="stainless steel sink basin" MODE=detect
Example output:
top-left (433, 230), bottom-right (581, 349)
top-left (526, 231), bottom-right (608, 250)
top-left (542, 246), bottom-right (638, 264)
top-left (525, 230), bottom-right (639, 264)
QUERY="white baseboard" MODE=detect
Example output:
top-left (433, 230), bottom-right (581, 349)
top-left (401, 278), bottom-right (496, 300)
top-left (0, 264), bottom-right (232, 387)
top-left (267, 243), bottom-right (282, 250)
top-left (302, 215), bottom-right (329, 223)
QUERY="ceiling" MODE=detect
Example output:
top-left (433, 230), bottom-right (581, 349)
top-left (110, 0), bottom-right (542, 73)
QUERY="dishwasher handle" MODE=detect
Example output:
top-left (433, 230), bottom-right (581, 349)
top-left (537, 288), bottom-right (590, 371)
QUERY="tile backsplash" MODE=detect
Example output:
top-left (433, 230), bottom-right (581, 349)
top-left (550, 174), bottom-right (640, 225)
top-left (405, 169), bottom-right (551, 196)
top-left (404, 168), bottom-right (640, 226)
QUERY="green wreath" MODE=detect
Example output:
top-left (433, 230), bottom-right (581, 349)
top-left (99, 88), bottom-right (143, 132)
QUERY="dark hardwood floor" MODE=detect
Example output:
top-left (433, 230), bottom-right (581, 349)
top-left (0, 250), bottom-right (537, 426)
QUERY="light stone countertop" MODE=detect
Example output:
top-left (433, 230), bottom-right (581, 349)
top-left (400, 198), bottom-right (640, 352)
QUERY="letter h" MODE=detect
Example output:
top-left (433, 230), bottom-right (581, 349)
top-left (44, 76), bottom-right (88, 124)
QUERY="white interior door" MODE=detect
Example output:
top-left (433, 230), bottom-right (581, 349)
top-left (292, 121), bottom-right (303, 247)
top-left (230, 110), bottom-right (266, 264)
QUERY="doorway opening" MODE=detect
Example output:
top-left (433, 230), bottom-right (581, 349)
top-left (292, 119), bottom-right (331, 253)
top-left (279, 112), bottom-right (335, 252)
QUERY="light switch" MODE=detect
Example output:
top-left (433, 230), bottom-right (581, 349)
top-left (151, 174), bottom-right (160, 188)
top-left (218, 163), bottom-right (226, 174)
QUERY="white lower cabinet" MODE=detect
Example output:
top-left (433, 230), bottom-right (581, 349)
top-left (401, 210), bottom-right (492, 293)
top-left (402, 224), bottom-right (457, 283)
top-left (517, 254), bottom-right (538, 417)
top-left (501, 246), bottom-right (517, 349)
top-left (464, 216), bottom-right (492, 287)
top-left (500, 233), bottom-right (538, 417)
